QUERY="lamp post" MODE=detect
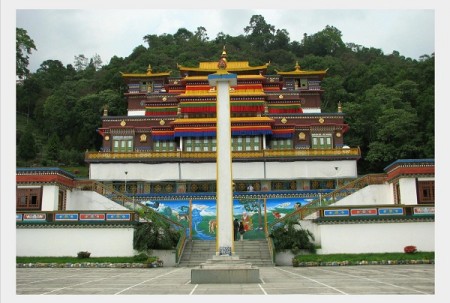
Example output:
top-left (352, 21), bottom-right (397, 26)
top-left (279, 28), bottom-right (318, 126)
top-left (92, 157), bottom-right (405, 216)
top-left (124, 171), bottom-right (128, 194)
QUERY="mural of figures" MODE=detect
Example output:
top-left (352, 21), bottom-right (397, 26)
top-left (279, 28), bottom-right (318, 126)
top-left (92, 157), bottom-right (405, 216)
top-left (241, 211), bottom-right (253, 231)
top-left (142, 195), bottom-right (321, 240)
top-left (191, 199), bottom-right (216, 240)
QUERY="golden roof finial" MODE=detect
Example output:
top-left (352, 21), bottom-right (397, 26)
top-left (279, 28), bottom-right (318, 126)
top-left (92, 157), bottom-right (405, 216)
top-left (338, 101), bottom-right (342, 113)
top-left (103, 104), bottom-right (108, 116)
top-left (147, 64), bottom-right (153, 75)
top-left (295, 61), bottom-right (301, 71)
top-left (221, 45), bottom-right (227, 57)
top-left (217, 46), bottom-right (228, 70)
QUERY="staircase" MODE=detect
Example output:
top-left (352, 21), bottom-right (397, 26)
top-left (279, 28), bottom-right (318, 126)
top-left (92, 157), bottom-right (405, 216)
top-left (178, 239), bottom-right (273, 267)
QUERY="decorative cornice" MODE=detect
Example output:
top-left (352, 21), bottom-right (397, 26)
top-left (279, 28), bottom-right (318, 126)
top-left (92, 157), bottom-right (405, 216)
top-left (16, 168), bottom-right (76, 188)
top-left (384, 159), bottom-right (435, 183)
top-left (16, 222), bottom-right (136, 229)
top-left (313, 215), bottom-right (434, 225)
top-left (133, 190), bottom-right (332, 201)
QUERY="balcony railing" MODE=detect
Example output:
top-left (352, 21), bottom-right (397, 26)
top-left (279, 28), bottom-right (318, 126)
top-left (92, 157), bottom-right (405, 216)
top-left (85, 147), bottom-right (361, 162)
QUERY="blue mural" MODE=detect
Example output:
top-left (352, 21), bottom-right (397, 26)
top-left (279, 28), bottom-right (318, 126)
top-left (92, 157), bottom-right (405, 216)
top-left (139, 195), bottom-right (318, 240)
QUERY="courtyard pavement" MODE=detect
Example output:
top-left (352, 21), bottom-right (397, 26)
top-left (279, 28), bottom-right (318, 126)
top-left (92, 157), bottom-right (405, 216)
top-left (14, 264), bottom-right (435, 296)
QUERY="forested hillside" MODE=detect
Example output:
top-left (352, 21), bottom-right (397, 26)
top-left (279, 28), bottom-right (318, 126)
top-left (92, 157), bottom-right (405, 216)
top-left (16, 15), bottom-right (434, 175)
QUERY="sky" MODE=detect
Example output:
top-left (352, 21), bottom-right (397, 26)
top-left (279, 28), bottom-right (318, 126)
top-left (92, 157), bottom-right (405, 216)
top-left (16, 9), bottom-right (435, 72)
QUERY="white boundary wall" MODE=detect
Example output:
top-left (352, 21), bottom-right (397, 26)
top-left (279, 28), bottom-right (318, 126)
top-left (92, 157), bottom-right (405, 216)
top-left (318, 221), bottom-right (434, 254)
top-left (16, 227), bottom-right (178, 265)
top-left (17, 227), bottom-right (136, 257)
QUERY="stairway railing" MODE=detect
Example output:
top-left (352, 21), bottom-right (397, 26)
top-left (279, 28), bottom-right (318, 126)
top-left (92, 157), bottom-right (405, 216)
top-left (268, 173), bottom-right (387, 232)
top-left (74, 179), bottom-right (186, 261)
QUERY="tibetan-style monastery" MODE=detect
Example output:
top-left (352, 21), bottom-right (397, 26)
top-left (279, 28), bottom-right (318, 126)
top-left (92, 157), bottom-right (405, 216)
top-left (16, 50), bottom-right (434, 260)
top-left (85, 49), bottom-right (361, 195)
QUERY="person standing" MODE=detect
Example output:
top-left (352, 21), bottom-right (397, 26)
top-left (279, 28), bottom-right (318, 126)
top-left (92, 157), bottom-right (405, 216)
top-left (233, 218), bottom-right (239, 241)
top-left (239, 221), bottom-right (245, 241)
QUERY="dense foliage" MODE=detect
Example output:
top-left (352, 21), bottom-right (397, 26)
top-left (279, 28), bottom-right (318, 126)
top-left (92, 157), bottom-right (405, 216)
top-left (16, 15), bottom-right (435, 174)
top-left (269, 219), bottom-right (316, 254)
top-left (133, 220), bottom-right (181, 251)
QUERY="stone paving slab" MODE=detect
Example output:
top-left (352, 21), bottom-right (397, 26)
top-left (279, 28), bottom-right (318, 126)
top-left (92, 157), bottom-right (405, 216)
top-left (13, 265), bottom-right (435, 296)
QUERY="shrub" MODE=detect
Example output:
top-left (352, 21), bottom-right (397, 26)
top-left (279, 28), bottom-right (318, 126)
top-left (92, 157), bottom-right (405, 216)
top-left (269, 218), bottom-right (316, 254)
top-left (133, 221), bottom-right (181, 251)
top-left (404, 245), bottom-right (417, 254)
top-left (77, 251), bottom-right (91, 258)
top-left (133, 252), bottom-right (149, 262)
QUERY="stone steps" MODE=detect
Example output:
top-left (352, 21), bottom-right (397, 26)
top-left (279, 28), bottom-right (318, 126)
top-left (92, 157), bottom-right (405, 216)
top-left (178, 239), bottom-right (273, 267)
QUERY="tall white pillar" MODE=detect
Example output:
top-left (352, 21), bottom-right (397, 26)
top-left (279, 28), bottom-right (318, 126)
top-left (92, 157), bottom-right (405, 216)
top-left (208, 72), bottom-right (237, 256)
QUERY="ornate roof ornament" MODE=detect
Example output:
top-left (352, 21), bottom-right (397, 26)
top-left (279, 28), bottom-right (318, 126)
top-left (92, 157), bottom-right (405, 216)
top-left (217, 46), bottom-right (228, 70)
top-left (295, 61), bottom-right (301, 71)
top-left (146, 64), bottom-right (153, 75)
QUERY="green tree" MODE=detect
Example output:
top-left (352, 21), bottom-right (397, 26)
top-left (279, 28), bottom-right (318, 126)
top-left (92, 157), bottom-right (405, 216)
top-left (244, 15), bottom-right (275, 51)
top-left (46, 133), bottom-right (60, 162)
top-left (16, 77), bottom-right (42, 120)
top-left (35, 60), bottom-right (70, 89)
top-left (193, 26), bottom-right (209, 42)
top-left (90, 53), bottom-right (103, 70)
top-left (42, 93), bottom-right (77, 138)
top-left (301, 25), bottom-right (345, 56)
top-left (366, 107), bottom-right (421, 171)
top-left (72, 90), bottom-right (120, 150)
top-left (74, 54), bottom-right (89, 71)
top-left (17, 129), bottom-right (37, 161)
top-left (16, 28), bottom-right (37, 79)
top-left (321, 75), bottom-right (349, 112)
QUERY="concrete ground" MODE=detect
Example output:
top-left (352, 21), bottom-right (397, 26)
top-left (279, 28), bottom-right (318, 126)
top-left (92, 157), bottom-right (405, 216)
top-left (14, 264), bottom-right (435, 296)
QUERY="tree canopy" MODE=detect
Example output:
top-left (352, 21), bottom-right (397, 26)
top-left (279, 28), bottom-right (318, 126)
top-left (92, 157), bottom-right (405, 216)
top-left (16, 28), bottom-right (37, 79)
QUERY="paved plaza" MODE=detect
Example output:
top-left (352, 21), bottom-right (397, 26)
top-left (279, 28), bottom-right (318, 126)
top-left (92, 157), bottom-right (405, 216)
top-left (15, 264), bottom-right (435, 296)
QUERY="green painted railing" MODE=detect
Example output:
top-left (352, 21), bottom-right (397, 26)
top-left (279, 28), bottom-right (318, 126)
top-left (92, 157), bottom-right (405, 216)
top-left (268, 173), bottom-right (388, 231)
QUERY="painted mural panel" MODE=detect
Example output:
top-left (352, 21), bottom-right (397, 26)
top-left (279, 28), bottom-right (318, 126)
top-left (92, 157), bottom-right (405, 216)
top-left (141, 199), bottom-right (191, 235)
top-left (140, 195), bottom-right (318, 240)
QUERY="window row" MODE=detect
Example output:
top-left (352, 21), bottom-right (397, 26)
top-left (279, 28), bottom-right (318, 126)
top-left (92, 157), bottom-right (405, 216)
top-left (112, 134), bottom-right (334, 152)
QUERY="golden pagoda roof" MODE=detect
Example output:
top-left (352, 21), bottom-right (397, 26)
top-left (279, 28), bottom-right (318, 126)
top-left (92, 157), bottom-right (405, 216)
top-left (276, 61), bottom-right (328, 76)
top-left (121, 64), bottom-right (171, 78)
top-left (177, 61), bottom-right (269, 73)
